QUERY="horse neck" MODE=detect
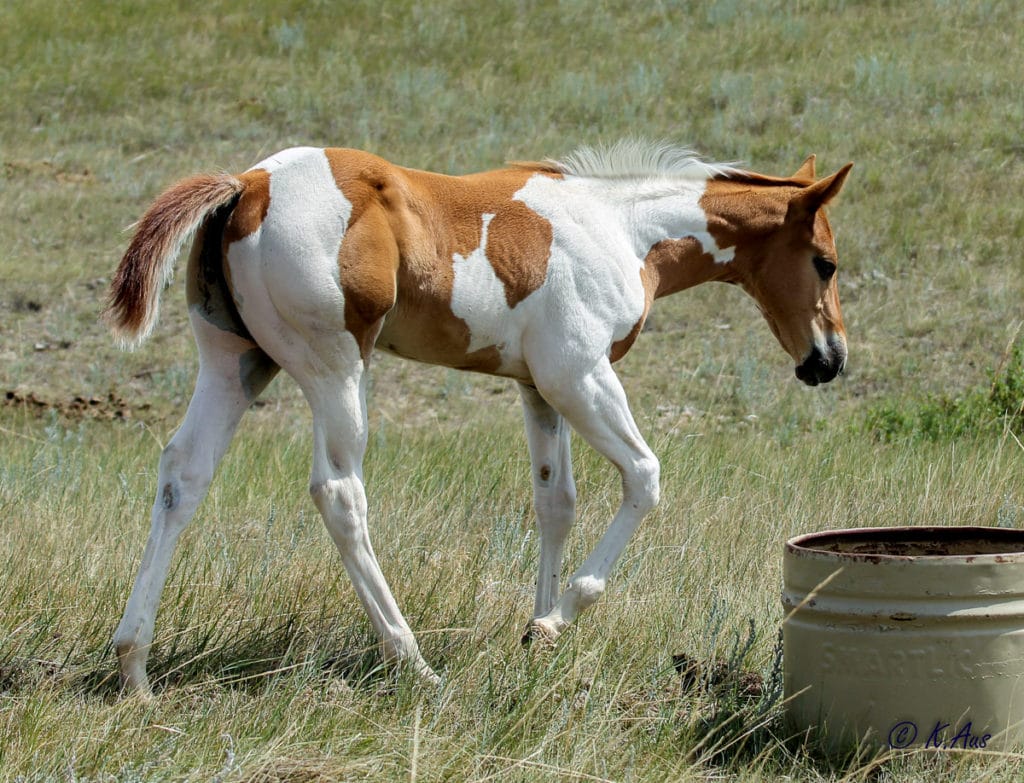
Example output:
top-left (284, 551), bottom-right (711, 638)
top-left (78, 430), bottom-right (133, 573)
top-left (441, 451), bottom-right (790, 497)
top-left (643, 233), bottom-right (737, 300)
top-left (587, 176), bottom-right (737, 299)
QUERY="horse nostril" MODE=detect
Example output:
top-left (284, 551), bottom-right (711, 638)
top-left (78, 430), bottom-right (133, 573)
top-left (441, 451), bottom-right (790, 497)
top-left (796, 343), bottom-right (845, 386)
top-left (795, 363), bottom-right (820, 386)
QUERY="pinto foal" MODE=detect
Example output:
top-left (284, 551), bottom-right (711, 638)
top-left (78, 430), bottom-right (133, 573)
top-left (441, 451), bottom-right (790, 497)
top-left (106, 142), bottom-right (851, 693)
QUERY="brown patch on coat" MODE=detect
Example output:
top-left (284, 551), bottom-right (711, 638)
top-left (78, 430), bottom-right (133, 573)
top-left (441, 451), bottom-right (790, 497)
top-left (643, 237), bottom-right (734, 301)
top-left (484, 201), bottom-right (553, 308)
top-left (611, 239), bottom-right (728, 363)
top-left (609, 235), bottom-right (742, 364)
top-left (337, 200), bottom-right (400, 361)
top-left (325, 150), bottom-right (403, 364)
top-left (323, 148), bottom-right (559, 375)
top-left (699, 177), bottom-right (797, 249)
top-left (223, 169), bottom-right (271, 245)
top-left (609, 317), bottom-right (645, 363)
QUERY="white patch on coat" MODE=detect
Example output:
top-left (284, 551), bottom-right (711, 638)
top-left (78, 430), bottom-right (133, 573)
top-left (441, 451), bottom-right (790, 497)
top-left (450, 213), bottom-right (504, 354)
top-left (225, 148), bottom-right (358, 374)
top-left (631, 183), bottom-right (736, 265)
top-left (512, 174), bottom-right (648, 352)
top-left (446, 170), bottom-right (736, 378)
top-left (550, 140), bottom-right (740, 263)
top-left (256, 148), bottom-right (352, 286)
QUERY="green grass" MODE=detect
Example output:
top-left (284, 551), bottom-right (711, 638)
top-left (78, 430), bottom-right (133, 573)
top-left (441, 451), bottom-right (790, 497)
top-left (3, 0), bottom-right (1024, 779)
top-left (865, 332), bottom-right (1024, 442)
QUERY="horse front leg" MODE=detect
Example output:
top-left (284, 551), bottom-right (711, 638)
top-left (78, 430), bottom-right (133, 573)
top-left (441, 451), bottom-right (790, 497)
top-left (517, 382), bottom-right (577, 621)
top-left (525, 358), bottom-right (660, 642)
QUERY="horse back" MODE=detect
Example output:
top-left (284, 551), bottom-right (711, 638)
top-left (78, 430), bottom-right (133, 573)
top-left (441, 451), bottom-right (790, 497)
top-left (319, 149), bottom-right (563, 375)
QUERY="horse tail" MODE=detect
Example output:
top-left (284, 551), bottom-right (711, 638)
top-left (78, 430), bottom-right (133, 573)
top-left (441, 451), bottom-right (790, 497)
top-left (104, 173), bottom-right (245, 348)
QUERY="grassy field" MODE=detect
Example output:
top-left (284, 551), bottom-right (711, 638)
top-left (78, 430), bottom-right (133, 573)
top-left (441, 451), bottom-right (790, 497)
top-left (2, 0), bottom-right (1024, 780)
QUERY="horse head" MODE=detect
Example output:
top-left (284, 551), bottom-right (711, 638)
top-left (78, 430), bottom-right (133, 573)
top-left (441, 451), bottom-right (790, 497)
top-left (706, 157), bottom-right (853, 386)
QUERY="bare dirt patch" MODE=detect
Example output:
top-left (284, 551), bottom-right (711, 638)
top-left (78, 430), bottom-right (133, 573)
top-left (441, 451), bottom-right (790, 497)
top-left (3, 388), bottom-right (147, 421)
top-left (3, 159), bottom-right (96, 185)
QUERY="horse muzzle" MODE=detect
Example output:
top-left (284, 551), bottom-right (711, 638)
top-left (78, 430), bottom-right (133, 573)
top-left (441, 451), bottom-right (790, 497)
top-left (795, 339), bottom-right (847, 386)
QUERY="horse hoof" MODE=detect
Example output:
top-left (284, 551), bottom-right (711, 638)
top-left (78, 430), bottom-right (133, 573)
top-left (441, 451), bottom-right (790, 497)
top-left (416, 664), bottom-right (442, 687)
top-left (397, 654), bottom-right (441, 687)
top-left (521, 619), bottom-right (560, 648)
top-left (120, 679), bottom-right (155, 701)
top-left (376, 661), bottom-right (440, 695)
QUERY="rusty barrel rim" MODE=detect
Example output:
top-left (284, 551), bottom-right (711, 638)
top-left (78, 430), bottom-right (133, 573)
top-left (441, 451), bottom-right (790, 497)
top-left (786, 525), bottom-right (1024, 564)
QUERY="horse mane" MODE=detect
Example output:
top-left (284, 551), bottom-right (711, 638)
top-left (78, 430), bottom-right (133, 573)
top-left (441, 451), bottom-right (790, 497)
top-left (509, 140), bottom-right (820, 187)
top-left (540, 139), bottom-right (741, 181)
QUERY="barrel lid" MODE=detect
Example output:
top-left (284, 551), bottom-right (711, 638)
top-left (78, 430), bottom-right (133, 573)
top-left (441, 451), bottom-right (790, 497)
top-left (786, 526), bottom-right (1024, 563)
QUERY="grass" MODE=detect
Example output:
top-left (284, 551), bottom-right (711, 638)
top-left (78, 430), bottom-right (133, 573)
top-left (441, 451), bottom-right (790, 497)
top-left (865, 331), bottom-right (1024, 442)
top-left (2, 0), bottom-right (1024, 779)
top-left (4, 413), bottom-right (1024, 780)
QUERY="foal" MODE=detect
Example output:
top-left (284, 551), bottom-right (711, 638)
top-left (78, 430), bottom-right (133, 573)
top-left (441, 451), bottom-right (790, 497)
top-left (106, 141), bottom-right (851, 693)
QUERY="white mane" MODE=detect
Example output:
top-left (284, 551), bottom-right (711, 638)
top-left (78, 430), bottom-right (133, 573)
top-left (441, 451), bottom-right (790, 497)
top-left (553, 139), bottom-right (739, 181)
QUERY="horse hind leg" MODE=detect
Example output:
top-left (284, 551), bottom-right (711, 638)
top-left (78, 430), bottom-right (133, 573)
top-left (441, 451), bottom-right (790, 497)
top-left (517, 382), bottom-right (576, 621)
top-left (114, 310), bottom-right (278, 695)
top-left (300, 357), bottom-right (438, 684)
top-left (224, 229), bottom-right (435, 682)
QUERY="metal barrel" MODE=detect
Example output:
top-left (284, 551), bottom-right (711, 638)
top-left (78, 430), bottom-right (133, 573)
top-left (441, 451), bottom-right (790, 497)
top-left (782, 526), bottom-right (1024, 754)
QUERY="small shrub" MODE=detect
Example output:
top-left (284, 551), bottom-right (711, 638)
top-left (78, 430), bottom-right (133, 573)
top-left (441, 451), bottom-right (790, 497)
top-left (865, 338), bottom-right (1024, 442)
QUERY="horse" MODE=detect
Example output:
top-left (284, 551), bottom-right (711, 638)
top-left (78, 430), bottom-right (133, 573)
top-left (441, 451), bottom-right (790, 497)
top-left (105, 140), bottom-right (851, 694)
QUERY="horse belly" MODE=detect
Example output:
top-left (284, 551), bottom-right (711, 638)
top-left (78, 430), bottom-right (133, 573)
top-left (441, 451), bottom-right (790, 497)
top-left (375, 299), bottom-right (530, 379)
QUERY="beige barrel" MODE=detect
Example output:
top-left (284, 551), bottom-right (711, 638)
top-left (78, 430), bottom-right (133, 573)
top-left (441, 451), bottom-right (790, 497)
top-left (783, 526), bottom-right (1024, 754)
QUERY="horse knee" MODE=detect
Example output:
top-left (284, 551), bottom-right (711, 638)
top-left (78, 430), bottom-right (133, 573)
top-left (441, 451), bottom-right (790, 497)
top-left (155, 441), bottom-right (214, 513)
top-left (553, 482), bottom-right (577, 513)
top-left (150, 478), bottom-right (203, 539)
top-left (310, 477), bottom-right (367, 544)
top-left (629, 455), bottom-right (660, 514)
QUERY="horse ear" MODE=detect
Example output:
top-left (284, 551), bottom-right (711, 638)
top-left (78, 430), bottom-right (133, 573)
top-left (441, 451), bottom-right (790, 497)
top-left (792, 155), bottom-right (816, 180)
top-left (787, 163), bottom-right (853, 222)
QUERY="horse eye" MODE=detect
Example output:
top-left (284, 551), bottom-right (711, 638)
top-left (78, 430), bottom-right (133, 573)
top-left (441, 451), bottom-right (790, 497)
top-left (813, 256), bottom-right (837, 281)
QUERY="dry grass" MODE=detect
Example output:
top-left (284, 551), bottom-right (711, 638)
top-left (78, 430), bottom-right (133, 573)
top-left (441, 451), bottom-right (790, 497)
top-left (2, 412), bottom-right (1024, 780)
